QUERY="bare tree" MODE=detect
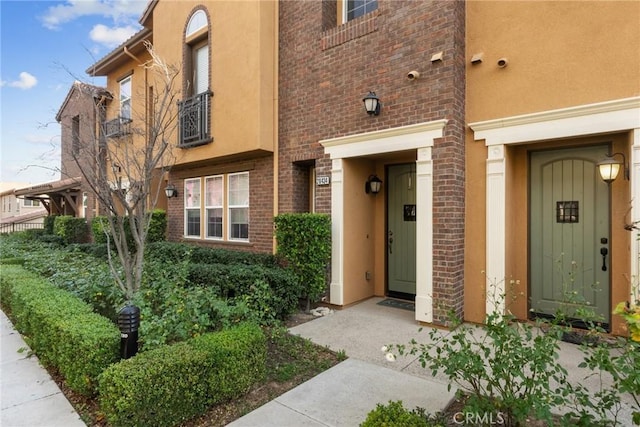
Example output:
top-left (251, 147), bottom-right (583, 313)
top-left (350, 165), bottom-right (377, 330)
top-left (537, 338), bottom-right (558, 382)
top-left (71, 41), bottom-right (180, 303)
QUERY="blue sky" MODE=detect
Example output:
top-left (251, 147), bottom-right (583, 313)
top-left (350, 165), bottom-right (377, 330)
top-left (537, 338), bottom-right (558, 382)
top-left (0, 0), bottom-right (148, 186)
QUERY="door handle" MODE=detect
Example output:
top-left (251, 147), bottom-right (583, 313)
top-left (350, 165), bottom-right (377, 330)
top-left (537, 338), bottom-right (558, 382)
top-left (600, 247), bottom-right (608, 272)
top-left (388, 231), bottom-right (393, 254)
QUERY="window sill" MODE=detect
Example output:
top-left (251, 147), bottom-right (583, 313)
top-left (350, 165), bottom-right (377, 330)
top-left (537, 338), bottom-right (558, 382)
top-left (321, 10), bottom-right (379, 51)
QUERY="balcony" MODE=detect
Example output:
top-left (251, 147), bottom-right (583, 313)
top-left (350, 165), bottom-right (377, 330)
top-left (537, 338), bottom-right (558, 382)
top-left (178, 91), bottom-right (213, 148)
top-left (103, 117), bottom-right (132, 139)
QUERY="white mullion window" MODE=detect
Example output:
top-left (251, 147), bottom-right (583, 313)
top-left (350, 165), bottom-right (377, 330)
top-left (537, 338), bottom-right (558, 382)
top-left (344, 0), bottom-right (378, 22)
top-left (184, 178), bottom-right (202, 237)
top-left (119, 76), bottom-right (132, 120)
top-left (228, 172), bottom-right (249, 241)
top-left (205, 175), bottom-right (223, 239)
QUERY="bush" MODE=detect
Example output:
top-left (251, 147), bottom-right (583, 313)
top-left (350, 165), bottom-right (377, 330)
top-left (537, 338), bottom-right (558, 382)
top-left (92, 210), bottom-right (167, 246)
top-left (147, 209), bottom-right (167, 243)
top-left (0, 265), bottom-right (119, 396)
top-left (274, 213), bottom-right (331, 310)
top-left (361, 401), bottom-right (430, 427)
top-left (53, 215), bottom-right (89, 244)
top-left (98, 323), bottom-right (266, 427)
top-left (187, 262), bottom-right (301, 319)
top-left (44, 215), bottom-right (57, 234)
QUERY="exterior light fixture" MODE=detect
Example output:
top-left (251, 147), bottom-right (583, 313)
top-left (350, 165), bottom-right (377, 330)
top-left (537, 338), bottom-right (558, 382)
top-left (165, 183), bottom-right (178, 198)
top-left (363, 91), bottom-right (381, 116)
top-left (597, 152), bottom-right (628, 184)
top-left (365, 174), bottom-right (383, 195)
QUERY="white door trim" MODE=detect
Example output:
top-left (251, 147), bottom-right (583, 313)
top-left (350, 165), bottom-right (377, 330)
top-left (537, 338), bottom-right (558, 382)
top-left (469, 97), bottom-right (640, 314)
top-left (320, 119), bottom-right (447, 322)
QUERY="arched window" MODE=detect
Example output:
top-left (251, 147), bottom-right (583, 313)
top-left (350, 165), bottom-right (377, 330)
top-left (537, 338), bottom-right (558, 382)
top-left (185, 9), bottom-right (209, 97)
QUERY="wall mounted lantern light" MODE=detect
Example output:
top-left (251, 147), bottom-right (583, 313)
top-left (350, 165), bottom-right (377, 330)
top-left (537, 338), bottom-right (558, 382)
top-left (597, 152), bottom-right (629, 184)
top-left (365, 174), bottom-right (383, 195)
top-left (165, 183), bottom-right (178, 198)
top-left (363, 91), bottom-right (381, 116)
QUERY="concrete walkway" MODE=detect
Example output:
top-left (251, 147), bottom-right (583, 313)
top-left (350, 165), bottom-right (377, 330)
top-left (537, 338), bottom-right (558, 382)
top-left (3, 297), bottom-right (637, 426)
top-left (1, 310), bottom-right (86, 427)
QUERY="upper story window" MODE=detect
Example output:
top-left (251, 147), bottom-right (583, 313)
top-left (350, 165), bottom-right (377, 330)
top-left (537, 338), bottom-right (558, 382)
top-left (23, 199), bottom-right (40, 207)
top-left (345, 0), bottom-right (378, 22)
top-left (119, 76), bottom-right (132, 120)
top-left (178, 8), bottom-right (213, 148)
top-left (185, 10), bottom-right (209, 97)
top-left (72, 115), bottom-right (80, 156)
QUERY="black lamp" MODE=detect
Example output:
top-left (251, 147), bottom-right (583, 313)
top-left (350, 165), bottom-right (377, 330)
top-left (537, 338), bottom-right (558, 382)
top-left (597, 152), bottom-right (628, 184)
top-left (365, 174), bottom-right (383, 195)
top-left (165, 183), bottom-right (178, 198)
top-left (363, 91), bottom-right (381, 116)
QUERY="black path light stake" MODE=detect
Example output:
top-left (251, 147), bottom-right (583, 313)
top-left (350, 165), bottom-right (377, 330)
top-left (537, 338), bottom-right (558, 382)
top-left (118, 305), bottom-right (140, 359)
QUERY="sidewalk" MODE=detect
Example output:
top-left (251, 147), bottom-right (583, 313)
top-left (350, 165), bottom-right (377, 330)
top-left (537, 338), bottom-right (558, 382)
top-left (0, 310), bottom-right (85, 427)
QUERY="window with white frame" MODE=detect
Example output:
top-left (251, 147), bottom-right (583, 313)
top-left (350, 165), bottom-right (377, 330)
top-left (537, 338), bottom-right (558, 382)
top-left (228, 172), bottom-right (249, 240)
top-left (183, 172), bottom-right (250, 241)
top-left (184, 178), bottom-right (201, 237)
top-left (120, 76), bottom-right (132, 120)
top-left (344, 0), bottom-right (377, 22)
top-left (205, 175), bottom-right (223, 239)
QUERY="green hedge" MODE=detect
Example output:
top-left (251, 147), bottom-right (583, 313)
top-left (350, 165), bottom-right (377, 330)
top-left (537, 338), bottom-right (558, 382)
top-left (274, 213), bottom-right (331, 307)
top-left (91, 210), bottom-right (167, 246)
top-left (53, 215), bottom-right (89, 244)
top-left (98, 323), bottom-right (266, 427)
top-left (187, 262), bottom-right (301, 319)
top-left (146, 241), bottom-right (277, 267)
top-left (0, 265), bottom-right (119, 396)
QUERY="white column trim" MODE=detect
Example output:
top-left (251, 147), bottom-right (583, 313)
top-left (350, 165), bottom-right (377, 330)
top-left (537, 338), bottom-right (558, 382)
top-left (631, 129), bottom-right (640, 302)
top-left (320, 120), bottom-right (447, 319)
top-left (415, 147), bottom-right (433, 322)
top-left (485, 145), bottom-right (506, 314)
top-left (329, 158), bottom-right (344, 306)
top-left (469, 97), bottom-right (640, 316)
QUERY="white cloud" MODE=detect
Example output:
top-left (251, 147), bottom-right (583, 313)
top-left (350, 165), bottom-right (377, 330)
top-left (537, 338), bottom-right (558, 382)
top-left (41, 0), bottom-right (147, 30)
top-left (90, 24), bottom-right (139, 48)
top-left (6, 72), bottom-right (38, 90)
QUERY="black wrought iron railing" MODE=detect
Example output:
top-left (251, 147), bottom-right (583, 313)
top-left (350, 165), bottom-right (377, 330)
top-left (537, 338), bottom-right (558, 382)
top-left (103, 117), bottom-right (132, 138)
top-left (178, 91), bottom-right (213, 148)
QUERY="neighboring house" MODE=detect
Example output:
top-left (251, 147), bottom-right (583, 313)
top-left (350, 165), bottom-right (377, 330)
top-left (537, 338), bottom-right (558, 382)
top-left (12, 82), bottom-right (110, 222)
top-left (78, 0), bottom-right (638, 336)
top-left (464, 1), bottom-right (639, 337)
top-left (87, 0), bottom-right (277, 253)
top-left (0, 183), bottom-right (47, 232)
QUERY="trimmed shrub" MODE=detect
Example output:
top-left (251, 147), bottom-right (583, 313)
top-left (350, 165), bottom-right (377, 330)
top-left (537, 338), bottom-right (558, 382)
top-left (187, 262), bottom-right (301, 319)
top-left (274, 213), bottom-right (331, 309)
top-left (44, 215), bottom-right (57, 234)
top-left (361, 401), bottom-right (430, 427)
top-left (0, 266), bottom-right (119, 396)
top-left (92, 210), bottom-right (167, 246)
top-left (147, 209), bottom-right (167, 243)
top-left (98, 323), bottom-right (266, 427)
top-left (53, 215), bottom-right (89, 244)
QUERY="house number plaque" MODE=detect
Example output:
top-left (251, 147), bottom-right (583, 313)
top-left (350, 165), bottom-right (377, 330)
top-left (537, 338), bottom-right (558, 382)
top-left (404, 204), bottom-right (416, 221)
top-left (316, 176), bottom-right (330, 186)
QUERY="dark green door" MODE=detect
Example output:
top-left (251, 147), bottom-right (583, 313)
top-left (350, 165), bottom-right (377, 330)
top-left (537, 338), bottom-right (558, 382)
top-left (387, 164), bottom-right (417, 298)
top-left (530, 146), bottom-right (610, 326)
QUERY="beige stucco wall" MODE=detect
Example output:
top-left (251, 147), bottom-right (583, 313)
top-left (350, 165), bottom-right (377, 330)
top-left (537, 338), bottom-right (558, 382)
top-left (465, 1), bottom-right (639, 335)
top-left (151, 0), bottom-right (276, 167)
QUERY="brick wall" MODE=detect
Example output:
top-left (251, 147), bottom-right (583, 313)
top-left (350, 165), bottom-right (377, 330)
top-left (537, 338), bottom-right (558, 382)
top-left (166, 154), bottom-right (274, 253)
top-left (279, 0), bottom-right (466, 322)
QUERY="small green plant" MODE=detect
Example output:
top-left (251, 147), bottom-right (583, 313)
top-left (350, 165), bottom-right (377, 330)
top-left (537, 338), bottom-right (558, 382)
top-left (387, 280), bottom-right (571, 427)
top-left (360, 400), bottom-right (442, 427)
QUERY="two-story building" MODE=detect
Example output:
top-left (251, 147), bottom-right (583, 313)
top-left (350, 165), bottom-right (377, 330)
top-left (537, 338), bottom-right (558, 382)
top-left (79, 0), bottom-right (638, 336)
top-left (88, 0), bottom-right (278, 253)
